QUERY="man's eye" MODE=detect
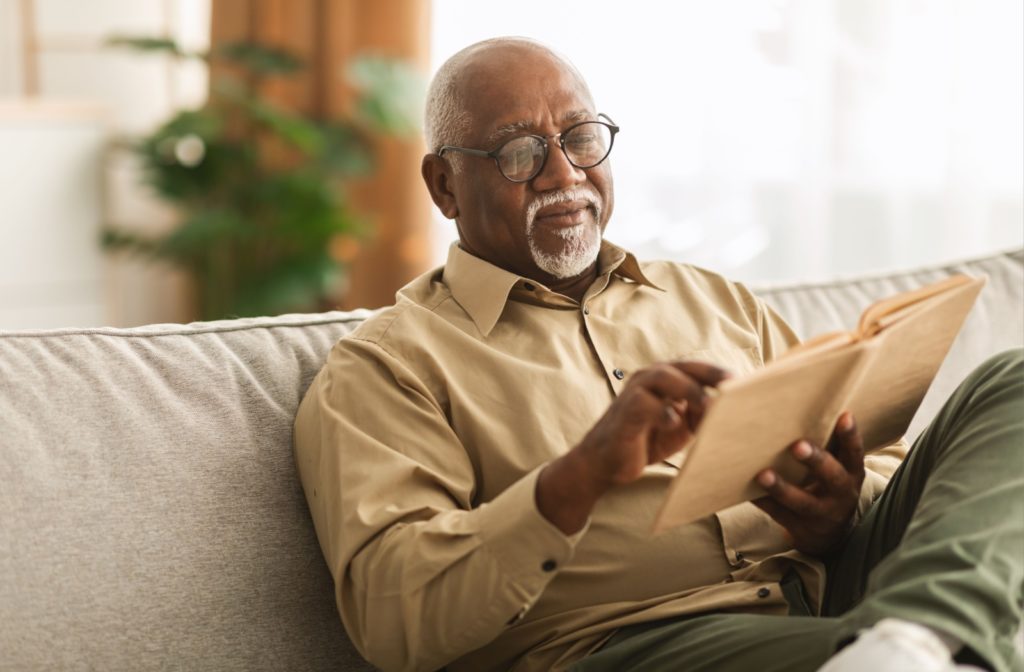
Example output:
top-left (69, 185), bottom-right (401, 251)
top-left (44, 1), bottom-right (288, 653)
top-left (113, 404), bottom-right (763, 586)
top-left (498, 140), bottom-right (541, 176)
top-left (513, 145), bottom-right (534, 159)
top-left (567, 134), bottom-right (595, 147)
top-left (503, 146), bottom-right (533, 166)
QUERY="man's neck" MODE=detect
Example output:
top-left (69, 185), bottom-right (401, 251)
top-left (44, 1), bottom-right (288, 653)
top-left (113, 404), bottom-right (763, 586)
top-left (545, 264), bottom-right (599, 303)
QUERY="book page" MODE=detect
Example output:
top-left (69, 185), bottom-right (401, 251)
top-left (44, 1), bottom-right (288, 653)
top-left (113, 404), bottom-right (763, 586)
top-left (841, 276), bottom-right (986, 451)
top-left (857, 274), bottom-right (974, 337)
top-left (653, 344), bottom-right (869, 532)
top-left (652, 273), bottom-right (985, 533)
top-left (775, 330), bottom-right (855, 365)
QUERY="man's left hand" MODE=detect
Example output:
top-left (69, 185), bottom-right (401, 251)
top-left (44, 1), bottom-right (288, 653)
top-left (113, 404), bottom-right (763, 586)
top-left (753, 412), bottom-right (865, 557)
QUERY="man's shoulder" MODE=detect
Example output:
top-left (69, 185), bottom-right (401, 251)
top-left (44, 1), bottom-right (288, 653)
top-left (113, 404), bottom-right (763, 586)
top-left (345, 274), bottom-right (444, 342)
top-left (634, 258), bottom-right (765, 328)
top-left (638, 258), bottom-right (751, 296)
top-left (343, 265), bottom-right (473, 351)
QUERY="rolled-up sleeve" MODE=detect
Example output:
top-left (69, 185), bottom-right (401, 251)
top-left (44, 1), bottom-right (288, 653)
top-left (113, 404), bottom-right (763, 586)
top-left (858, 438), bottom-right (910, 517)
top-left (293, 336), bottom-right (583, 672)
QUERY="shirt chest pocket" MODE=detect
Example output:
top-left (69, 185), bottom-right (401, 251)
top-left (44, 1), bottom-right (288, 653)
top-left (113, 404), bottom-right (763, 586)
top-left (677, 345), bottom-right (762, 378)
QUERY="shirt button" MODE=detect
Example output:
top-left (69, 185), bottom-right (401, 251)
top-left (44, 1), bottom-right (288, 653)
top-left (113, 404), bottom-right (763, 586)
top-left (582, 305), bottom-right (590, 315)
top-left (613, 368), bottom-right (625, 380)
top-left (757, 587), bottom-right (771, 599)
top-left (523, 282), bottom-right (535, 291)
top-left (541, 559), bottom-right (557, 572)
top-left (735, 552), bottom-right (744, 562)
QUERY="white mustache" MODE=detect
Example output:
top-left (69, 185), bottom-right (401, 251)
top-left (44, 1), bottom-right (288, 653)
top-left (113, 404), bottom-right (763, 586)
top-left (525, 187), bottom-right (602, 229)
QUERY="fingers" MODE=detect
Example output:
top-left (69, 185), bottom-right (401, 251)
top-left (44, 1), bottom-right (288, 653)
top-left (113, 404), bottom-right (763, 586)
top-left (756, 468), bottom-right (826, 519)
top-left (791, 440), bottom-right (852, 494)
top-left (659, 400), bottom-right (688, 432)
top-left (649, 401), bottom-right (691, 463)
top-left (755, 437), bottom-right (861, 540)
top-left (672, 361), bottom-right (730, 427)
top-left (627, 361), bottom-right (731, 430)
top-left (752, 496), bottom-right (803, 534)
top-left (628, 364), bottom-right (708, 423)
top-left (669, 361), bottom-right (732, 388)
top-left (627, 361), bottom-right (731, 399)
top-left (753, 414), bottom-right (864, 557)
top-left (580, 360), bottom-right (731, 488)
top-left (830, 412), bottom-right (866, 486)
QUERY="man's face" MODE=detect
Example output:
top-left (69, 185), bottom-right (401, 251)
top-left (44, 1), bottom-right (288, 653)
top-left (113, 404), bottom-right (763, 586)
top-left (446, 47), bottom-right (614, 284)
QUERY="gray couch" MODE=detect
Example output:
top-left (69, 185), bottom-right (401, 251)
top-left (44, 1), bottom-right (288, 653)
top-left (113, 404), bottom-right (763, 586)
top-left (2, 249), bottom-right (1021, 671)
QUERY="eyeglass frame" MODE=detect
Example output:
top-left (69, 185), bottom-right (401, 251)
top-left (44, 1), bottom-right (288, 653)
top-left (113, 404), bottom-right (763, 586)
top-left (437, 113), bottom-right (620, 183)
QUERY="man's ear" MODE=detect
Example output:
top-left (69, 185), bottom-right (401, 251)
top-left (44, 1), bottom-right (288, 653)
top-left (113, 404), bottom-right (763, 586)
top-left (421, 154), bottom-right (459, 220)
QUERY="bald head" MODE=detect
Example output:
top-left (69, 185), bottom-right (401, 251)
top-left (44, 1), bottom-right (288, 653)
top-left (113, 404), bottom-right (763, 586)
top-left (419, 38), bottom-right (614, 292)
top-left (423, 38), bottom-right (593, 165)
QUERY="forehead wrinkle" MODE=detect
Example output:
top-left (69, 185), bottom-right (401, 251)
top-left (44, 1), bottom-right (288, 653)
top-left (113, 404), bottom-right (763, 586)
top-left (484, 109), bottom-right (596, 146)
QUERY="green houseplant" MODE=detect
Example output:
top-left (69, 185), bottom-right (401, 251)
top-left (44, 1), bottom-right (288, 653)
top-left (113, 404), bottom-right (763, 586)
top-left (104, 37), bottom-right (421, 320)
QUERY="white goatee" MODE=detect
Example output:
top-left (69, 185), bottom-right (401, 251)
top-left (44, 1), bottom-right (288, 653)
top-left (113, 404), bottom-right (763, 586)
top-left (525, 187), bottom-right (603, 279)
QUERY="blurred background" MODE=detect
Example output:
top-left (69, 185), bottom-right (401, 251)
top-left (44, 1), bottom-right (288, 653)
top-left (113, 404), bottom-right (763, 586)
top-left (1, 0), bottom-right (1021, 328)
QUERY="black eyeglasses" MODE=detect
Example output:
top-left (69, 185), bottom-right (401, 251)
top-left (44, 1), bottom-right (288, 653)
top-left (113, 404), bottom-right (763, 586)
top-left (438, 113), bottom-right (619, 183)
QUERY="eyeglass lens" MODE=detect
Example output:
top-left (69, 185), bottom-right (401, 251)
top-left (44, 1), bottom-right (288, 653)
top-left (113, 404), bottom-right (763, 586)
top-left (496, 122), bottom-right (613, 181)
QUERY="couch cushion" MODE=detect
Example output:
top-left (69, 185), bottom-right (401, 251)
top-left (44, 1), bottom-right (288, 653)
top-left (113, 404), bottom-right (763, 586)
top-left (754, 248), bottom-right (1024, 440)
top-left (0, 311), bottom-right (376, 671)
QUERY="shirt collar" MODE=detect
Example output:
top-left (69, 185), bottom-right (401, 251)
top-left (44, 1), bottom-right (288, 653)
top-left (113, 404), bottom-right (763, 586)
top-left (443, 241), bottom-right (662, 337)
top-left (596, 241), bottom-right (661, 290)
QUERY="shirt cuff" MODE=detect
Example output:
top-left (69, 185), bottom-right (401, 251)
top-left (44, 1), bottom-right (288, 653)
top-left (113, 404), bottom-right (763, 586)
top-left (476, 466), bottom-right (587, 581)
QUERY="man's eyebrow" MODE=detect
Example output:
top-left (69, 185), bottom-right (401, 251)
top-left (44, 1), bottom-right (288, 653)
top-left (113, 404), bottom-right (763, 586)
top-left (484, 110), bottom-right (595, 146)
top-left (563, 109), bottom-right (591, 124)
top-left (485, 120), bottom-right (533, 146)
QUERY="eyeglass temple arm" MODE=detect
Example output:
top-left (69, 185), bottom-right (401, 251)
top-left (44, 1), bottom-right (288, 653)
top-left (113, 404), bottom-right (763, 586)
top-left (597, 113), bottom-right (619, 131)
top-left (438, 145), bottom-right (494, 159)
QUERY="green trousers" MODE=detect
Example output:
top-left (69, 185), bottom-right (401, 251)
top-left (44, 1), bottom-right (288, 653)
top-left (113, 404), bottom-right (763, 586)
top-left (571, 350), bottom-right (1024, 672)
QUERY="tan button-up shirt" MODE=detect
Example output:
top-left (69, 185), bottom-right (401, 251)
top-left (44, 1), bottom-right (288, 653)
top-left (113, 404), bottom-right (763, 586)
top-left (293, 241), bottom-right (907, 672)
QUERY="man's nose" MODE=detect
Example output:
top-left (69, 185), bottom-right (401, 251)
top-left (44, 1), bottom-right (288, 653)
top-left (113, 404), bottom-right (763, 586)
top-left (531, 143), bottom-right (586, 191)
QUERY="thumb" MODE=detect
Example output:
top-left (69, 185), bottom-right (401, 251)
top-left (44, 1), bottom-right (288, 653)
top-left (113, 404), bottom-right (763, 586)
top-left (649, 401), bottom-right (691, 463)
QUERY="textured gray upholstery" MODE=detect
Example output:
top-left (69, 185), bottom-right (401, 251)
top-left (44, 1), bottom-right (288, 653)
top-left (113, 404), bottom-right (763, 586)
top-left (1, 249), bottom-right (1020, 671)
top-left (0, 311), bottom-right (377, 672)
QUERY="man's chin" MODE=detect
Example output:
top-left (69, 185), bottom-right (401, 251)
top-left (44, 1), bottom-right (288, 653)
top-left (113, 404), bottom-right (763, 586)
top-left (527, 222), bottom-right (602, 279)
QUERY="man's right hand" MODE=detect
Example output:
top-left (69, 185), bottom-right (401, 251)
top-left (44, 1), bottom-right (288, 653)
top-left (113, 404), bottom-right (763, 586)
top-left (536, 361), bottom-right (731, 534)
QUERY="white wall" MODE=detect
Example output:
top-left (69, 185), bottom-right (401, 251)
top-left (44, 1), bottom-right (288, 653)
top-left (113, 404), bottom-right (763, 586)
top-left (0, 0), bottom-right (209, 328)
top-left (429, 0), bottom-right (1024, 284)
top-left (0, 103), bottom-right (107, 329)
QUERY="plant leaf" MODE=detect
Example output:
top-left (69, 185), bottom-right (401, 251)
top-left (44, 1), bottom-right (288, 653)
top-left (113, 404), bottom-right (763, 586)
top-left (347, 56), bottom-right (425, 136)
top-left (245, 100), bottom-right (325, 153)
top-left (212, 41), bottom-right (304, 75)
top-left (106, 36), bottom-right (192, 58)
top-left (232, 254), bottom-right (338, 316)
top-left (155, 210), bottom-right (248, 261)
top-left (101, 227), bottom-right (161, 255)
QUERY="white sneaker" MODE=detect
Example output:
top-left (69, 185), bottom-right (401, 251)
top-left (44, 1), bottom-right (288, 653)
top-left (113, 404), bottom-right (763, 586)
top-left (817, 618), bottom-right (985, 671)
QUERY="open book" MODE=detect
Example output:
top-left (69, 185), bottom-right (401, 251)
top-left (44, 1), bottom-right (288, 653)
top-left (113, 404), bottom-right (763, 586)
top-left (652, 274), bottom-right (986, 533)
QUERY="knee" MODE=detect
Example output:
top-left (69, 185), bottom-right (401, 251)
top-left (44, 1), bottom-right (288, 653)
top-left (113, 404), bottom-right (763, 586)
top-left (972, 349), bottom-right (1024, 385)
top-left (959, 348), bottom-right (1024, 411)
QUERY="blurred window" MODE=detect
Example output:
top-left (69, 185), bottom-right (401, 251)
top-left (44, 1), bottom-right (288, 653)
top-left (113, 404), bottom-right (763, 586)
top-left (429, 0), bottom-right (1023, 283)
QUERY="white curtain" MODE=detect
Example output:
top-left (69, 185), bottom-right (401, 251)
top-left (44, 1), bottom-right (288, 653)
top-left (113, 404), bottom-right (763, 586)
top-left (429, 0), bottom-right (1023, 283)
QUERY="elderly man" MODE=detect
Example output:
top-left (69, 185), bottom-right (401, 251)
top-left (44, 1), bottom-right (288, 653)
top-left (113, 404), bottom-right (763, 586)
top-left (294, 38), bottom-right (1023, 672)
